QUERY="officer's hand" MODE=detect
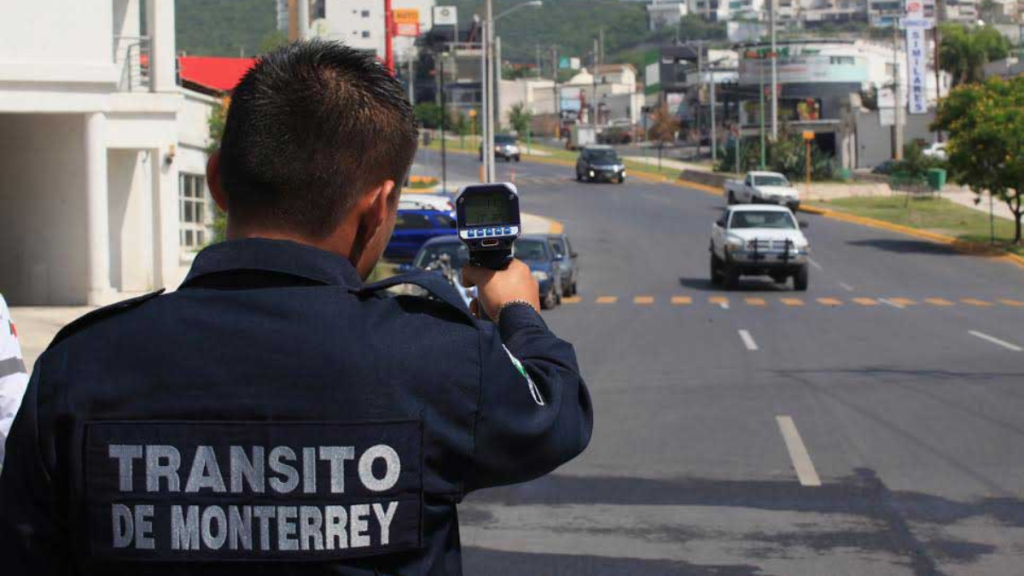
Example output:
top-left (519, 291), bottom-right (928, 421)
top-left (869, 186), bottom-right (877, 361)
top-left (461, 259), bottom-right (540, 321)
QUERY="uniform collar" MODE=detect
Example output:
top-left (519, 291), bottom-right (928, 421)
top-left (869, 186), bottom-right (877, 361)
top-left (182, 238), bottom-right (365, 289)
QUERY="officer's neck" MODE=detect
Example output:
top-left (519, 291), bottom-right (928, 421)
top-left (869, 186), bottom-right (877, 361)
top-left (228, 226), bottom-right (360, 267)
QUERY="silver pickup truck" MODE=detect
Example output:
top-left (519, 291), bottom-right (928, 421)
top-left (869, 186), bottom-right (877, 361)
top-left (724, 171), bottom-right (800, 212)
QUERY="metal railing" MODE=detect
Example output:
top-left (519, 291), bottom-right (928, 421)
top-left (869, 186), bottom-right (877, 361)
top-left (113, 35), bottom-right (151, 92)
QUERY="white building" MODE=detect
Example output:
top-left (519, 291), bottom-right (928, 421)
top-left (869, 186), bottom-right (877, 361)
top-left (321, 0), bottom-right (435, 60)
top-left (647, 1), bottom-right (689, 30)
top-left (0, 0), bottom-right (218, 306)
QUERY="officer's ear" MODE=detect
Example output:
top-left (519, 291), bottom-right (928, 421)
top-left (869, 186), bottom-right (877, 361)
top-left (358, 179), bottom-right (398, 236)
top-left (207, 151), bottom-right (228, 212)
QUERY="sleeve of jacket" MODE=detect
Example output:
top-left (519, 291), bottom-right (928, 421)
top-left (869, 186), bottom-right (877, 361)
top-left (0, 364), bottom-right (71, 575)
top-left (466, 304), bottom-right (593, 492)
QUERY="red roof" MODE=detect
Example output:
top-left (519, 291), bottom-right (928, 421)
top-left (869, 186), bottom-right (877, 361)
top-left (178, 56), bottom-right (257, 93)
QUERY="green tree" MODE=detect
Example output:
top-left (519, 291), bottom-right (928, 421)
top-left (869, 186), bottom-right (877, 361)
top-left (938, 23), bottom-right (1011, 86)
top-left (414, 103), bottom-right (444, 129)
top-left (933, 76), bottom-right (1023, 244)
top-left (206, 99), bottom-right (228, 242)
top-left (259, 30), bottom-right (289, 54)
top-left (508, 103), bottom-right (533, 136)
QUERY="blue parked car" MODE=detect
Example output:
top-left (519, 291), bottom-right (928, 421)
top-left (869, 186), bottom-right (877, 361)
top-left (385, 209), bottom-right (457, 263)
top-left (514, 235), bottom-right (563, 309)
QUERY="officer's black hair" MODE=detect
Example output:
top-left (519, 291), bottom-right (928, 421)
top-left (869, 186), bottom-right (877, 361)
top-left (219, 40), bottom-right (419, 238)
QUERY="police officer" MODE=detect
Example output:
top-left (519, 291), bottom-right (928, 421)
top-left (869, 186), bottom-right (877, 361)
top-left (0, 41), bottom-right (592, 575)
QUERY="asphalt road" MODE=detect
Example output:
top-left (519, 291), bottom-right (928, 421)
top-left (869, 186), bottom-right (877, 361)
top-left (415, 148), bottom-right (1024, 576)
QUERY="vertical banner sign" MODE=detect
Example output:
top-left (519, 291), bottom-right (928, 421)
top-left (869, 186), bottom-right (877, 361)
top-left (905, 27), bottom-right (928, 114)
top-left (902, 0), bottom-right (933, 114)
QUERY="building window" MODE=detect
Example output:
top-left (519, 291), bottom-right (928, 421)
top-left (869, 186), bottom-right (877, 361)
top-left (361, 9), bottom-right (370, 17)
top-left (362, 30), bottom-right (371, 38)
top-left (179, 173), bottom-right (212, 249)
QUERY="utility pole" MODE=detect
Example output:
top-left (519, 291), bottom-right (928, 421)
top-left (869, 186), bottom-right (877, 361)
top-left (407, 51), bottom-right (415, 105)
top-left (536, 44), bottom-right (542, 78)
top-left (710, 64), bottom-right (717, 162)
top-left (552, 46), bottom-right (561, 140)
top-left (495, 35), bottom-right (502, 134)
top-left (384, 0), bottom-right (394, 74)
top-left (480, 17), bottom-right (490, 182)
top-left (485, 0), bottom-right (496, 182)
top-left (298, 0), bottom-right (310, 40)
top-left (759, 51), bottom-right (766, 169)
top-left (599, 28), bottom-right (605, 66)
top-left (697, 44), bottom-right (704, 158)
top-left (892, 17), bottom-right (904, 161)
top-left (440, 57), bottom-right (447, 194)
top-left (592, 38), bottom-right (599, 125)
top-left (769, 0), bottom-right (778, 140)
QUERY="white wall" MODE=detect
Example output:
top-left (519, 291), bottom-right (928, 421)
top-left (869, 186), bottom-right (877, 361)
top-left (0, 0), bottom-right (117, 84)
top-left (324, 0), bottom-right (435, 58)
top-left (0, 114), bottom-right (91, 304)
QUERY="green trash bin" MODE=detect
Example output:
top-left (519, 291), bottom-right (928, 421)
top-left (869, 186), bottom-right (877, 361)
top-left (927, 168), bottom-right (947, 191)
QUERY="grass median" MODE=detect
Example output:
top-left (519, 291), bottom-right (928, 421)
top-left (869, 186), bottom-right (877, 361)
top-left (812, 196), bottom-right (1022, 256)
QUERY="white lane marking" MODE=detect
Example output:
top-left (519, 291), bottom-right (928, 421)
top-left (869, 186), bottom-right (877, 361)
top-left (969, 330), bottom-right (1022, 352)
top-left (738, 329), bottom-right (758, 351)
top-left (839, 282), bottom-right (854, 292)
top-left (879, 298), bottom-right (904, 309)
top-left (776, 416), bottom-right (822, 487)
top-left (808, 258), bottom-right (823, 271)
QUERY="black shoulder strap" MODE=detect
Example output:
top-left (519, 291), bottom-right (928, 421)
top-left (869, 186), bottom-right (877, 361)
top-left (361, 272), bottom-right (477, 326)
top-left (48, 290), bottom-right (165, 350)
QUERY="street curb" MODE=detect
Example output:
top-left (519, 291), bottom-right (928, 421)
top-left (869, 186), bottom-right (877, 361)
top-left (675, 178), bottom-right (723, 196)
top-left (522, 212), bottom-right (565, 235)
top-left (805, 204), bottom-right (1024, 270)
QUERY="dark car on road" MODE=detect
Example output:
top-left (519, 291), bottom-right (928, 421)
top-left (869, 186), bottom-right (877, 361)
top-left (546, 233), bottom-right (579, 297)
top-left (479, 134), bottom-right (522, 162)
top-left (576, 145), bottom-right (626, 183)
top-left (515, 236), bottom-right (563, 309)
top-left (384, 209), bottom-right (457, 263)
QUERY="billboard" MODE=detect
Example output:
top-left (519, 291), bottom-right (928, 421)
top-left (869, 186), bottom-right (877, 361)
top-left (393, 8), bottom-right (420, 25)
top-left (739, 53), bottom-right (868, 85)
top-left (432, 6), bottom-right (457, 26)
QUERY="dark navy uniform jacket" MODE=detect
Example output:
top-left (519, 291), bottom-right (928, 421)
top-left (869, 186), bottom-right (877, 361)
top-left (0, 238), bottom-right (593, 575)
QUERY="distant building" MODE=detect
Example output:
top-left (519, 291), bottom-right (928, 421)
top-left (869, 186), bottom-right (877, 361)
top-left (803, 0), bottom-right (869, 27)
top-left (0, 0), bottom-right (241, 306)
top-left (321, 0), bottom-right (435, 60)
top-left (647, 0), bottom-right (689, 30)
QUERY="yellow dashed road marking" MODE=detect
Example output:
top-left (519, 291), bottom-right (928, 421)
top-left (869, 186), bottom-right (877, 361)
top-left (924, 298), bottom-right (954, 307)
top-left (709, 296), bottom-right (729, 306)
top-left (961, 298), bottom-right (993, 307)
top-left (634, 296), bottom-right (655, 305)
top-left (671, 296), bottom-right (692, 305)
top-left (888, 298), bottom-right (917, 306)
top-left (780, 298), bottom-right (805, 306)
top-left (595, 296), bottom-right (618, 304)
top-left (817, 298), bottom-right (843, 306)
top-left (999, 299), bottom-right (1024, 307)
top-left (745, 297), bottom-right (767, 306)
top-left (562, 296), bottom-right (582, 304)
top-left (852, 297), bottom-right (879, 306)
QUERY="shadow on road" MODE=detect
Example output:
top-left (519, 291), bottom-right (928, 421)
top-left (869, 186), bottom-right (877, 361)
top-left (847, 238), bottom-right (961, 256)
top-left (463, 470), bottom-right (1017, 575)
top-left (464, 547), bottom-right (763, 576)
top-left (678, 277), bottom-right (788, 293)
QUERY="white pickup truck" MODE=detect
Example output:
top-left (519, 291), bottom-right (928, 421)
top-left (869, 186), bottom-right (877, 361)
top-left (710, 205), bottom-right (811, 291)
top-left (724, 171), bottom-right (801, 212)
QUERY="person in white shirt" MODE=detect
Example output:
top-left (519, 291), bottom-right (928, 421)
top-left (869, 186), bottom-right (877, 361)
top-left (0, 294), bottom-right (28, 470)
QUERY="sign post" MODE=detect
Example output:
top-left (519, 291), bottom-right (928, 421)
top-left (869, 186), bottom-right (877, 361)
top-left (802, 131), bottom-right (815, 185)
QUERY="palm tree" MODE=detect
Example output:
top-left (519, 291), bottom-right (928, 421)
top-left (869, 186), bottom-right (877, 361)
top-left (939, 23), bottom-right (1011, 86)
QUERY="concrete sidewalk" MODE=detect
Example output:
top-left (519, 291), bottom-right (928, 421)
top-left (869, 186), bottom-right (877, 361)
top-left (943, 189), bottom-right (1017, 221)
top-left (623, 155), bottom-right (708, 173)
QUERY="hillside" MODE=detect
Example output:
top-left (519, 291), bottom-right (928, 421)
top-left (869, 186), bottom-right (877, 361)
top-left (176, 0), bottom-right (276, 57)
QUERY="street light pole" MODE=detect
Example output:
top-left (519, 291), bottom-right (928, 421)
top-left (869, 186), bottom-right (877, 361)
top-left (486, 2), bottom-right (496, 182)
top-left (759, 52), bottom-right (766, 169)
top-left (769, 0), bottom-right (778, 140)
top-left (710, 64), bottom-right (717, 162)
